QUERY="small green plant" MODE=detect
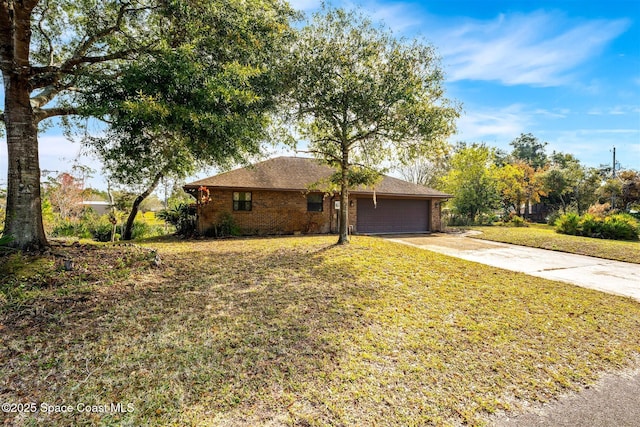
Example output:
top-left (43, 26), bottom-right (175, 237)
top-left (508, 215), bottom-right (527, 227)
top-left (0, 234), bottom-right (14, 252)
top-left (90, 216), bottom-right (115, 242)
top-left (205, 212), bottom-right (240, 237)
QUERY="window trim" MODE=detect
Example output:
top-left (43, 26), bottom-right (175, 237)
top-left (306, 193), bottom-right (324, 212)
top-left (233, 191), bottom-right (252, 211)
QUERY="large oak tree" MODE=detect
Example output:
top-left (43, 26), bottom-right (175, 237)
top-left (84, 2), bottom-right (294, 240)
top-left (282, 8), bottom-right (459, 244)
top-left (0, 0), bottom-right (293, 249)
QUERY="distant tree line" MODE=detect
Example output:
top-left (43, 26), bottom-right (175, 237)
top-left (399, 133), bottom-right (640, 225)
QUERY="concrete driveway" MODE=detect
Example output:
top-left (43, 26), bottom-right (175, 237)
top-left (385, 232), bottom-right (640, 302)
top-left (386, 232), bottom-right (640, 426)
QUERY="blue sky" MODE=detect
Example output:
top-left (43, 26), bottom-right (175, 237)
top-left (288, 0), bottom-right (640, 170)
top-left (1, 0), bottom-right (639, 190)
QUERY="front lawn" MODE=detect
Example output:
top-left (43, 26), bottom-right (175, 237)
top-left (471, 224), bottom-right (640, 264)
top-left (1, 236), bottom-right (639, 426)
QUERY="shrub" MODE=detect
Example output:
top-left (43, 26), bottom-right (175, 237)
top-left (51, 221), bottom-right (79, 237)
top-left (508, 215), bottom-right (527, 227)
top-left (578, 214), bottom-right (601, 238)
top-left (546, 210), bottom-right (562, 226)
top-left (555, 212), bottom-right (638, 241)
top-left (600, 214), bottom-right (639, 241)
top-left (157, 204), bottom-right (197, 236)
top-left (131, 221), bottom-right (165, 240)
top-left (205, 212), bottom-right (240, 237)
top-left (445, 214), bottom-right (475, 227)
top-left (90, 217), bottom-right (114, 242)
top-left (555, 213), bottom-right (580, 235)
top-left (478, 213), bottom-right (499, 225)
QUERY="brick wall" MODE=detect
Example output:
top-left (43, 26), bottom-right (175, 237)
top-left (431, 200), bottom-right (443, 232)
top-left (197, 188), bottom-right (445, 235)
top-left (198, 189), bottom-right (333, 235)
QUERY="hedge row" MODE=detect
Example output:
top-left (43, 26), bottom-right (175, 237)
top-left (555, 213), bottom-right (639, 241)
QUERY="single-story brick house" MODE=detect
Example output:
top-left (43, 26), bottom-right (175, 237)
top-left (184, 156), bottom-right (451, 235)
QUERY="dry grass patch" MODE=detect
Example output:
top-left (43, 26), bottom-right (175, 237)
top-left (1, 236), bottom-right (639, 426)
top-left (471, 225), bottom-right (640, 264)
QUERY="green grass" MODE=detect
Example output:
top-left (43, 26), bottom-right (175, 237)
top-left (1, 236), bottom-right (639, 426)
top-left (471, 224), bottom-right (640, 264)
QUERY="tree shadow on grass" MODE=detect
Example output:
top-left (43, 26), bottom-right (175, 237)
top-left (0, 238), bottom-right (382, 426)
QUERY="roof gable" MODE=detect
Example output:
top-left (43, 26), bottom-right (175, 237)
top-left (185, 156), bottom-right (451, 198)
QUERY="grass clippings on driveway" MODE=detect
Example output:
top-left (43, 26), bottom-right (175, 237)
top-left (471, 225), bottom-right (640, 264)
top-left (1, 236), bottom-right (640, 426)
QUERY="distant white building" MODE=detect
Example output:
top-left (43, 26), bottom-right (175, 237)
top-left (81, 200), bottom-right (112, 216)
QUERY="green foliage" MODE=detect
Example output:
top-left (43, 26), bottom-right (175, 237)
top-left (51, 211), bottom-right (111, 241)
top-left (131, 221), bottom-right (166, 240)
top-left (90, 217), bottom-right (116, 242)
top-left (555, 212), bottom-right (639, 241)
top-left (578, 214), bottom-right (601, 237)
top-left (508, 215), bottom-right (528, 227)
top-left (205, 212), bottom-right (240, 238)
top-left (0, 234), bottom-right (14, 249)
top-left (166, 184), bottom-right (194, 209)
top-left (554, 213), bottom-right (581, 236)
top-left (282, 6), bottom-right (459, 243)
top-left (509, 133), bottom-right (548, 169)
top-left (601, 214), bottom-right (639, 240)
top-left (83, 1), bottom-right (296, 196)
top-left (49, 209), bottom-right (167, 242)
top-left (546, 210), bottom-right (563, 226)
top-left (440, 143), bottom-right (500, 222)
top-left (157, 204), bottom-right (197, 236)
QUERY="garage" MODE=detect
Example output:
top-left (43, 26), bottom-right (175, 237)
top-left (356, 198), bottom-right (430, 233)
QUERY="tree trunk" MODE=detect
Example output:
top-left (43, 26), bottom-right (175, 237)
top-left (2, 75), bottom-right (48, 250)
top-left (337, 148), bottom-right (349, 245)
top-left (1, 1), bottom-right (47, 250)
top-left (107, 182), bottom-right (117, 242)
top-left (122, 172), bottom-right (164, 240)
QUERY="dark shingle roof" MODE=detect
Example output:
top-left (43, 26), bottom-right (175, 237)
top-left (184, 157), bottom-right (451, 198)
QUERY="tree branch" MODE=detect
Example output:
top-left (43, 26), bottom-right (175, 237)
top-left (34, 107), bottom-right (79, 123)
top-left (35, 0), bottom-right (55, 66)
top-left (69, 2), bottom-right (132, 63)
top-left (30, 82), bottom-right (72, 108)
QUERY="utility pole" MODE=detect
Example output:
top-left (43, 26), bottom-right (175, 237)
top-left (611, 146), bottom-right (617, 208)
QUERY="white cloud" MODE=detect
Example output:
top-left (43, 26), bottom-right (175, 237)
top-left (454, 104), bottom-right (531, 143)
top-left (365, 2), bottom-right (422, 33)
top-left (432, 11), bottom-right (630, 86)
top-left (534, 108), bottom-right (568, 119)
top-left (546, 129), bottom-right (640, 169)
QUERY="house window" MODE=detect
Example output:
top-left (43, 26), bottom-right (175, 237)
top-left (233, 192), bottom-right (252, 211)
top-left (307, 193), bottom-right (323, 212)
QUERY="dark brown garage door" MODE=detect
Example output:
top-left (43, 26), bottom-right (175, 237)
top-left (356, 198), bottom-right (430, 233)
